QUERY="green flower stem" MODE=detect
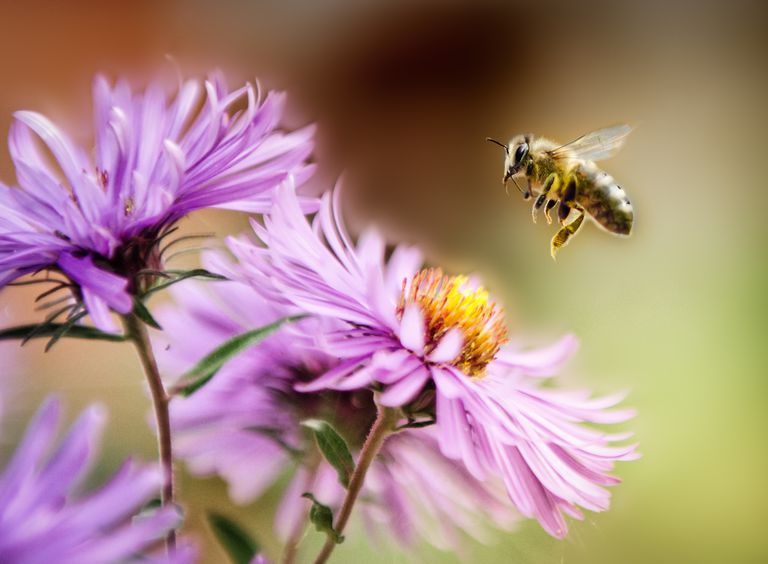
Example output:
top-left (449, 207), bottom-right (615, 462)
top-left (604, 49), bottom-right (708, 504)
top-left (312, 403), bottom-right (399, 564)
top-left (123, 313), bottom-right (177, 554)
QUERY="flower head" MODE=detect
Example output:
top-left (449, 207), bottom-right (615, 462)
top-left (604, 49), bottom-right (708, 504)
top-left (0, 72), bottom-right (315, 330)
top-left (228, 182), bottom-right (638, 538)
top-left (0, 397), bottom-right (181, 563)
top-left (154, 252), bottom-right (518, 552)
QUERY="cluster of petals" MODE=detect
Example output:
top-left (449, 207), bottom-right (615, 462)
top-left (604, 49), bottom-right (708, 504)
top-left (0, 397), bottom-right (183, 563)
top-left (225, 182), bottom-right (638, 537)
top-left (154, 253), bottom-right (519, 550)
top-left (0, 72), bottom-right (315, 330)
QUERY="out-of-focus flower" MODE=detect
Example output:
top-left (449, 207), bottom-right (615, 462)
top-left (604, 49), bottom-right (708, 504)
top-left (0, 397), bottom-right (181, 563)
top-left (154, 252), bottom-right (518, 552)
top-left (0, 72), bottom-right (315, 330)
top-left (227, 182), bottom-right (638, 538)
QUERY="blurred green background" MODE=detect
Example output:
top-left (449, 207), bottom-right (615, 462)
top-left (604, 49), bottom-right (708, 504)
top-left (1, 1), bottom-right (766, 562)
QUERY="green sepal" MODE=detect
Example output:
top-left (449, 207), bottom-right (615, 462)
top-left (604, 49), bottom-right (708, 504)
top-left (395, 417), bottom-right (436, 431)
top-left (138, 496), bottom-right (162, 512)
top-left (171, 315), bottom-right (305, 397)
top-left (302, 493), bottom-right (344, 544)
top-left (301, 419), bottom-right (355, 488)
top-left (142, 268), bottom-right (227, 299)
top-left (207, 512), bottom-right (259, 564)
top-left (132, 297), bottom-right (162, 329)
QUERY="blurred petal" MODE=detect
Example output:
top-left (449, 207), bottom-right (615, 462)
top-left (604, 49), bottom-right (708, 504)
top-left (0, 398), bottom-right (175, 562)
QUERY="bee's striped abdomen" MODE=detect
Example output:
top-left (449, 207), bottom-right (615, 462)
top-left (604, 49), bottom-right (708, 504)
top-left (574, 162), bottom-right (633, 236)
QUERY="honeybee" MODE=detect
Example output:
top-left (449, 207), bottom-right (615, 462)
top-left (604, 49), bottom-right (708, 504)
top-left (487, 124), bottom-right (634, 258)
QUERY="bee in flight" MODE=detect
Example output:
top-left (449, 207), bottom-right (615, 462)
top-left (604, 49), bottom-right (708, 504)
top-left (487, 124), bottom-right (634, 258)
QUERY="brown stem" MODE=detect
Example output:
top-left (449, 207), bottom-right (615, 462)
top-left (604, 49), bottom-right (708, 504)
top-left (312, 403), bottom-right (398, 564)
top-left (123, 314), bottom-right (177, 554)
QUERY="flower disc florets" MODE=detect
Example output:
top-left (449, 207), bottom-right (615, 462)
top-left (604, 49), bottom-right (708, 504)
top-left (398, 268), bottom-right (508, 377)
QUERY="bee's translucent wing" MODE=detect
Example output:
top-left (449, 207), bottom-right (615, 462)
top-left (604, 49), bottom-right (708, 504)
top-left (549, 124), bottom-right (633, 162)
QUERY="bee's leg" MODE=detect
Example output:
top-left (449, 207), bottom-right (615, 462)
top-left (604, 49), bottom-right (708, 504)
top-left (543, 173), bottom-right (562, 224)
top-left (532, 193), bottom-right (547, 223)
top-left (544, 199), bottom-right (558, 225)
top-left (532, 173), bottom-right (559, 224)
top-left (551, 208), bottom-right (585, 259)
top-left (558, 175), bottom-right (577, 225)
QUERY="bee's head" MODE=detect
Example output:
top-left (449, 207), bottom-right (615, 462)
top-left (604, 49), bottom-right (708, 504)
top-left (486, 134), bottom-right (531, 198)
top-left (505, 134), bottom-right (530, 180)
top-left (485, 135), bottom-right (530, 184)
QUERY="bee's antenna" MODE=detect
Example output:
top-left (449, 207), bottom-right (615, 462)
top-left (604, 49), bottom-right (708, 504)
top-left (486, 137), bottom-right (509, 153)
top-left (511, 176), bottom-right (526, 197)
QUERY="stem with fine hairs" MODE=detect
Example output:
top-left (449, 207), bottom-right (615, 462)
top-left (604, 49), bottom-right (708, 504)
top-left (312, 403), bottom-right (399, 564)
top-left (122, 313), bottom-right (177, 555)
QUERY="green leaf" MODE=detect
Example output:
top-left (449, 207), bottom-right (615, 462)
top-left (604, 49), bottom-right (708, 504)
top-left (207, 512), bottom-right (259, 564)
top-left (24, 304), bottom-right (79, 344)
top-left (142, 268), bottom-right (228, 299)
top-left (301, 419), bottom-right (356, 488)
top-left (45, 310), bottom-right (88, 352)
top-left (302, 493), bottom-right (344, 544)
top-left (172, 315), bottom-right (305, 397)
top-left (0, 322), bottom-right (126, 345)
top-left (132, 297), bottom-right (162, 329)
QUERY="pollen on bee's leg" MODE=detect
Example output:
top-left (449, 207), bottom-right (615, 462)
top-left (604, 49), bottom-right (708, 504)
top-left (398, 268), bottom-right (508, 378)
top-left (550, 212), bottom-right (585, 259)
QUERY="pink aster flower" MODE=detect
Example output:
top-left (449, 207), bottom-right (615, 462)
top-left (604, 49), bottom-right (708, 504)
top-left (0, 397), bottom-right (184, 563)
top-left (153, 252), bottom-right (518, 553)
top-left (228, 182), bottom-right (638, 538)
top-left (0, 72), bottom-right (315, 331)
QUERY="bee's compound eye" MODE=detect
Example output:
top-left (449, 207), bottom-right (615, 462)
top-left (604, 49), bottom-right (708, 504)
top-left (514, 143), bottom-right (528, 164)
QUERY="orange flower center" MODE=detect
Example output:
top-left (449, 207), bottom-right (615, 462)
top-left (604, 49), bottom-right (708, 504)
top-left (398, 268), bottom-right (508, 377)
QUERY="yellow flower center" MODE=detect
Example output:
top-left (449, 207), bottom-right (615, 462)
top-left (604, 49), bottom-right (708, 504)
top-left (398, 268), bottom-right (508, 377)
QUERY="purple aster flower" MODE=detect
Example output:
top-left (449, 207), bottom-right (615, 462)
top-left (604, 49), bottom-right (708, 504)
top-left (153, 252), bottom-right (518, 553)
top-left (0, 72), bottom-right (315, 331)
top-left (0, 396), bottom-right (184, 563)
top-left (226, 182), bottom-right (638, 538)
